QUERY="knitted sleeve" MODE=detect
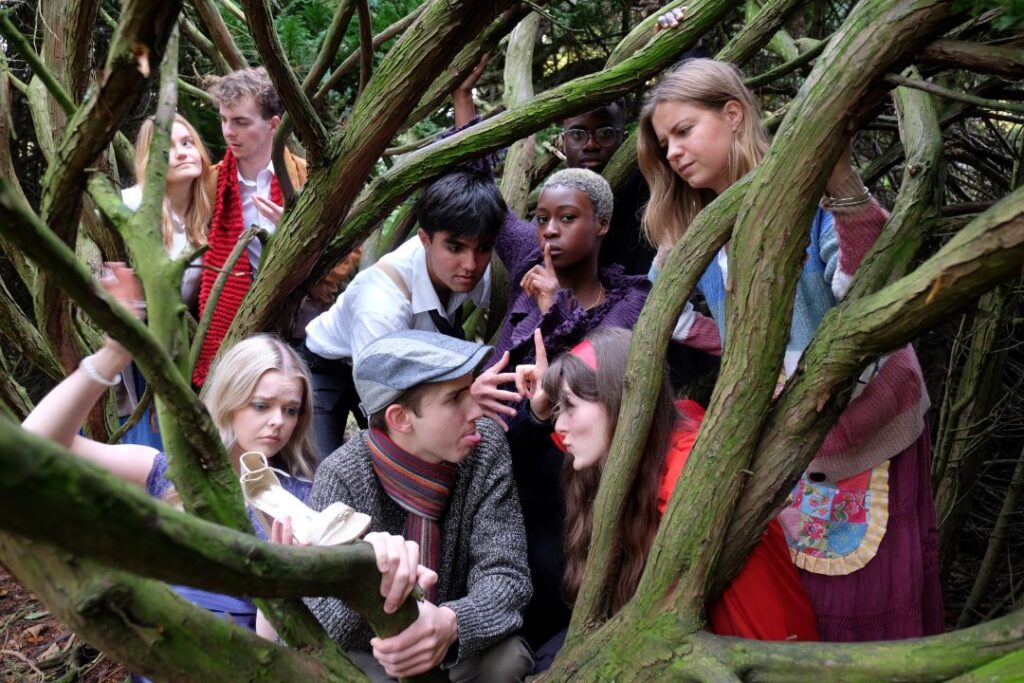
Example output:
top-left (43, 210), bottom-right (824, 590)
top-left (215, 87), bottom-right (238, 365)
top-left (651, 245), bottom-right (722, 354)
top-left (822, 197), bottom-right (889, 300)
top-left (441, 419), bottom-right (531, 660)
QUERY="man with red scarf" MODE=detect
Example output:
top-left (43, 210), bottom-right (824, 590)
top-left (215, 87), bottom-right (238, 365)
top-left (195, 67), bottom-right (307, 385)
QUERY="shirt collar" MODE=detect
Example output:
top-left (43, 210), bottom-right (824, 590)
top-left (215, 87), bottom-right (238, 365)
top-left (237, 159), bottom-right (275, 187)
top-left (409, 249), bottom-right (490, 316)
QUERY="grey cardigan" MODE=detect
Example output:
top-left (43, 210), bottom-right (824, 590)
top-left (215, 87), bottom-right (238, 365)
top-left (305, 418), bottom-right (531, 662)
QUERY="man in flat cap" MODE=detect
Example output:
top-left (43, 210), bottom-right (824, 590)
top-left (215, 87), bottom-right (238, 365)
top-left (306, 329), bottom-right (532, 682)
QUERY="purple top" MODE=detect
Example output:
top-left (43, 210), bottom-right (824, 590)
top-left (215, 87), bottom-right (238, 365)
top-left (491, 210), bottom-right (651, 369)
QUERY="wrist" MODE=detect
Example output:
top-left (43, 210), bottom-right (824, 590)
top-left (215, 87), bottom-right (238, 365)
top-left (440, 605), bottom-right (458, 646)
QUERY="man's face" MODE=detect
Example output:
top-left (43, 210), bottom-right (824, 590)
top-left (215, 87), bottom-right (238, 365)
top-left (562, 106), bottom-right (625, 172)
top-left (419, 229), bottom-right (494, 298)
top-left (219, 95), bottom-right (279, 164)
top-left (402, 374), bottom-right (484, 465)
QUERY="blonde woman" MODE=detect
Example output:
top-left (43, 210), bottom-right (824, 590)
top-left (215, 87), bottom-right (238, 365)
top-left (638, 58), bottom-right (940, 642)
top-left (119, 114), bottom-right (214, 447)
top-left (22, 264), bottom-right (423, 636)
top-left (122, 113), bottom-right (213, 263)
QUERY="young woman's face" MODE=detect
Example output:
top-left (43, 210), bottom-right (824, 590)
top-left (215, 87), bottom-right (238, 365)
top-left (650, 101), bottom-right (742, 195)
top-left (230, 370), bottom-right (304, 459)
top-left (554, 384), bottom-right (612, 471)
top-left (533, 186), bottom-right (609, 270)
top-left (166, 121), bottom-right (204, 185)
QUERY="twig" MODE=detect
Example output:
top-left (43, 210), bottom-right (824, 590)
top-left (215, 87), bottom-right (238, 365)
top-left (355, 0), bottom-right (373, 96)
top-left (0, 14), bottom-right (75, 115)
top-left (300, 0), bottom-right (355, 95)
top-left (884, 72), bottom-right (1024, 115)
top-left (744, 37), bottom-right (829, 89)
top-left (313, 5), bottom-right (425, 107)
top-left (107, 384), bottom-right (154, 445)
top-left (0, 649), bottom-right (46, 678)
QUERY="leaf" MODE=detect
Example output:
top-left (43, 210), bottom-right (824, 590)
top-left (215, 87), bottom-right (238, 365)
top-left (23, 610), bottom-right (49, 621)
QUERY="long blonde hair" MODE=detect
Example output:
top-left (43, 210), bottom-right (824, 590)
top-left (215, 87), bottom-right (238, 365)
top-left (133, 113), bottom-right (213, 251)
top-left (200, 335), bottom-right (318, 480)
top-left (638, 59), bottom-right (770, 250)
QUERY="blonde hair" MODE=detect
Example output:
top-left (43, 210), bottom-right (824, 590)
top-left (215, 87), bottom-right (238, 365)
top-left (133, 114), bottom-right (213, 251)
top-left (638, 59), bottom-right (770, 250)
top-left (200, 335), bottom-right (317, 480)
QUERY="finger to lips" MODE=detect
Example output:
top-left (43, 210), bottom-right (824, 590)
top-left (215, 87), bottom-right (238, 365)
top-left (543, 243), bottom-right (555, 272)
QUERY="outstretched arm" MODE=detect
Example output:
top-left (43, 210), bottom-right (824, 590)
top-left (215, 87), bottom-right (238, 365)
top-left (21, 263), bottom-right (157, 487)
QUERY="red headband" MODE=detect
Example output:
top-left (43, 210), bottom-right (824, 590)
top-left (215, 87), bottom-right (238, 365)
top-left (569, 339), bottom-right (599, 371)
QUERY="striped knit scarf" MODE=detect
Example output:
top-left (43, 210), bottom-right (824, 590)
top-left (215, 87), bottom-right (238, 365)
top-left (367, 427), bottom-right (457, 601)
top-left (194, 149), bottom-right (281, 385)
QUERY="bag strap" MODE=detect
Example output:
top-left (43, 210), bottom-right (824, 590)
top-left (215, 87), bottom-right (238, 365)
top-left (375, 260), bottom-right (412, 302)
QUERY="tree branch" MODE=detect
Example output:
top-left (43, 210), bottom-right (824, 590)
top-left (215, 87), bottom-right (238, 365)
top-left (355, 0), bottom-right (373, 95)
top-left (0, 14), bottom-right (76, 115)
top-left (240, 0), bottom-right (329, 162)
top-left (0, 276), bottom-right (62, 381)
top-left (501, 12), bottom-right (542, 216)
top-left (180, 13), bottom-right (232, 74)
top-left (717, 0), bottom-right (804, 66)
top-left (301, 0), bottom-right (355, 94)
top-left (188, 0), bottom-right (247, 70)
top-left (312, 4), bottom-right (424, 107)
top-left (0, 536), bottom-right (358, 681)
top-left (884, 72), bottom-right (1024, 115)
top-left (919, 38), bottom-right (1024, 79)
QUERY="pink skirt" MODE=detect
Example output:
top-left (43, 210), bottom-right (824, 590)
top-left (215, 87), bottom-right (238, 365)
top-left (798, 429), bottom-right (944, 641)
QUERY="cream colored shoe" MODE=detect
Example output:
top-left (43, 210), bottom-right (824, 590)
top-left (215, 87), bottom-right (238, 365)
top-left (239, 451), bottom-right (371, 545)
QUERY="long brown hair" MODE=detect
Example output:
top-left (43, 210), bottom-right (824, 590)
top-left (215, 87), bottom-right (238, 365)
top-left (542, 327), bottom-right (678, 616)
top-left (637, 59), bottom-right (770, 251)
top-left (133, 113), bottom-right (213, 251)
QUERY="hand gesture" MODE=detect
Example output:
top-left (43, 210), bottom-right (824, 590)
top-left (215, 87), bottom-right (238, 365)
top-left (370, 601), bottom-right (459, 678)
top-left (253, 194), bottom-right (284, 225)
top-left (521, 243), bottom-right (560, 314)
top-left (653, 6), bottom-right (686, 33)
top-left (515, 329), bottom-right (554, 421)
top-left (270, 516), bottom-right (311, 547)
top-left (470, 351), bottom-right (522, 430)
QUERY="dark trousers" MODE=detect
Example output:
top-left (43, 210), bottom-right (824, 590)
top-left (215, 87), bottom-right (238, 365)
top-left (298, 346), bottom-right (367, 462)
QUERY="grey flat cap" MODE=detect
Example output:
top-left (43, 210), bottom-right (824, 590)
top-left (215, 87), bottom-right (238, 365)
top-left (354, 330), bottom-right (493, 417)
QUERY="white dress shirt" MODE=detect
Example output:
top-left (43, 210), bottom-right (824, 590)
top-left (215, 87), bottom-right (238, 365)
top-left (305, 236), bottom-right (492, 364)
top-left (237, 160), bottom-right (279, 273)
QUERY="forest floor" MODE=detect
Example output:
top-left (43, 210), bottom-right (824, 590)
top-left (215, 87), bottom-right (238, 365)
top-left (0, 563), bottom-right (125, 683)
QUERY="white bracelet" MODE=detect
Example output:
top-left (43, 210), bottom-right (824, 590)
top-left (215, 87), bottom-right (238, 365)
top-left (79, 355), bottom-right (121, 386)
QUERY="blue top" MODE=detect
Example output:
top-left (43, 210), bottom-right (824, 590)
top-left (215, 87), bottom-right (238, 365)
top-left (144, 452), bottom-right (313, 627)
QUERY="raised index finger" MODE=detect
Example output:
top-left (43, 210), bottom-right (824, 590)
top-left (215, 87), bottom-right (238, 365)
top-left (533, 328), bottom-right (548, 369)
top-left (543, 242), bottom-right (555, 273)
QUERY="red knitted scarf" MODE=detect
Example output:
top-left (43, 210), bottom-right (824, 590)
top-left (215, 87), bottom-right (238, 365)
top-left (194, 149), bottom-right (282, 385)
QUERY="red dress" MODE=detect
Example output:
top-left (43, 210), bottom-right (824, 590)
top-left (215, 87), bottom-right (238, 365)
top-left (658, 400), bottom-right (819, 641)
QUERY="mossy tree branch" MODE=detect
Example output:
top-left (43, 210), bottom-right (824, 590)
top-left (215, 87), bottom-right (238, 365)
top-left (0, 535), bottom-right (360, 681)
top-left (919, 38), bottom-right (1024, 79)
top-left (501, 12), bottom-right (542, 217)
top-left (717, 0), bottom-right (804, 65)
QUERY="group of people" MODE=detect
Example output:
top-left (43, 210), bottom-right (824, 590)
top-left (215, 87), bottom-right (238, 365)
top-left (22, 40), bottom-right (943, 682)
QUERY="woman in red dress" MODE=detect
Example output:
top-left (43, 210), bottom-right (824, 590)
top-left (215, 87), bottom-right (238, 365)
top-left (517, 326), bottom-right (818, 672)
